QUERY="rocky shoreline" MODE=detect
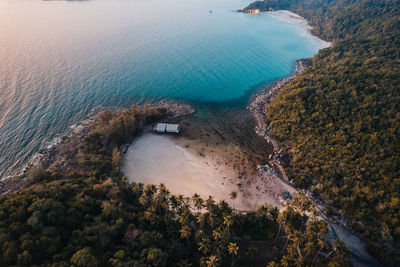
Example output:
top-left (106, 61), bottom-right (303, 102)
top-left (247, 57), bottom-right (356, 229)
top-left (248, 58), bottom-right (312, 183)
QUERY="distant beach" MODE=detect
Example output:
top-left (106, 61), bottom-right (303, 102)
top-left (268, 10), bottom-right (332, 49)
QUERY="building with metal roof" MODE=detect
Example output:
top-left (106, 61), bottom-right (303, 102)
top-left (154, 123), bottom-right (180, 134)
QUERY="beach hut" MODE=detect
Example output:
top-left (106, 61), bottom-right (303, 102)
top-left (154, 123), bottom-right (180, 134)
top-left (166, 124), bottom-right (180, 133)
top-left (155, 123), bottom-right (167, 133)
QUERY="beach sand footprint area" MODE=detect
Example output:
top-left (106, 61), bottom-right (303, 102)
top-left (122, 133), bottom-right (239, 205)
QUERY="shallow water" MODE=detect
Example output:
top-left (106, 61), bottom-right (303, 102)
top-left (0, 0), bottom-right (323, 177)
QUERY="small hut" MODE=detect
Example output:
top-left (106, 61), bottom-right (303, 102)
top-left (154, 123), bottom-right (181, 134)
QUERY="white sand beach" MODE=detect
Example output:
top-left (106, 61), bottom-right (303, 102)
top-left (122, 133), bottom-right (238, 204)
top-left (122, 133), bottom-right (295, 210)
top-left (270, 10), bottom-right (332, 49)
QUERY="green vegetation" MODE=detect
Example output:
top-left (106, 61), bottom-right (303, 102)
top-left (0, 106), bottom-right (349, 266)
top-left (245, 0), bottom-right (400, 263)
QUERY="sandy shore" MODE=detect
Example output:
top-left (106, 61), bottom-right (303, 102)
top-left (269, 10), bottom-right (332, 49)
top-left (123, 134), bottom-right (238, 205)
top-left (122, 132), bottom-right (295, 210)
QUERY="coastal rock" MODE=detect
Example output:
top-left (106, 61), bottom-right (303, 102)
top-left (275, 152), bottom-right (291, 165)
top-left (121, 144), bottom-right (130, 154)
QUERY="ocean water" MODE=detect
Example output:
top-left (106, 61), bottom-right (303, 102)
top-left (0, 0), bottom-right (325, 177)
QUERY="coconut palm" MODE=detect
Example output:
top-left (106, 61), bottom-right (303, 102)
top-left (180, 224), bottom-right (191, 245)
top-left (198, 237), bottom-right (211, 255)
top-left (205, 196), bottom-right (215, 211)
top-left (206, 255), bottom-right (218, 267)
top-left (177, 194), bottom-right (185, 209)
top-left (192, 193), bottom-right (204, 211)
top-left (169, 195), bottom-right (179, 215)
top-left (228, 242), bottom-right (239, 266)
top-left (212, 228), bottom-right (221, 240)
top-left (199, 257), bottom-right (207, 267)
top-left (139, 184), bottom-right (157, 207)
top-left (158, 183), bottom-right (169, 195)
top-left (154, 184), bottom-right (170, 214)
top-left (229, 191), bottom-right (237, 210)
top-left (223, 215), bottom-right (233, 230)
top-left (218, 200), bottom-right (231, 214)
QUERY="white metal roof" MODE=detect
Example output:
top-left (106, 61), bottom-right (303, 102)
top-left (165, 124), bottom-right (180, 133)
top-left (154, 123), bottom-right (180, 133)
top-left (155, 123), bottom-right (167, 132)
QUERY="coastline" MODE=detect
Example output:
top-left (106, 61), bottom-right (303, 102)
top-left (248, 58), bottom-right (312, 183)
top-left (239, 8), bottom-right (331, 49)
top-left (269, 10), bottom-right (332, 49)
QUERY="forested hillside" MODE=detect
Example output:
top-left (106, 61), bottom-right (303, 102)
top-left (0, 107), bottom-right (350, 266)
top-left (245, 0), bottom-right (400, 263)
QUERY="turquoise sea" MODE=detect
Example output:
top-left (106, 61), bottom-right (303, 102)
top-left (0, 0), bottom-right (324, 177)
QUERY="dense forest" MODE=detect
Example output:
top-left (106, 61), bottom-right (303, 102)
top-left (245, 0), bottom-right (400, 263)
top-left (0, 107), bottom-right (350, 266)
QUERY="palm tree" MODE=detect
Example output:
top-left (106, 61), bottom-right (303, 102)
top-left (170, 195), bottom-right (179, 215)
top-left (154, 184), bottom-right (170, 214)
top-left (311, 238), bottom-right (325, 263)
top-left (223, 215), bottom-right (233, 230)
top-left (276, 208), bottom-right (288, 240)
top-left (199, 256), bottom-right (207, 267)
top-left (180, 224), bottom-right (191, 244)
top-left (212, 228), bottom-right (221, 241)
top-left (205, 196), bottom-right (215, 211)
top-left (177, 194), bottom-right (185, 209)
top-left (158, 183), bottom-right (169, 195)
top-left (139, 184), bottom-right (157, 207)
top-left (196, 212), bottom-right (205, 224)
top-left (229, 191), bottom-right (237, 210)
top-left (291, 231), bottom-right (303, 260)
top-left (228, 242), bottom-right (239, 266)
top-left (192, 193), bottom-right (204, 212)
top-left (198, 237), bottom-right (211, 255)
top-left (206, 255), bottom-right (218, 267)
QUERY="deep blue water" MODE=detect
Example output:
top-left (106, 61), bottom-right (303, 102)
top-left (0, 0), bottom-right (324, 177)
